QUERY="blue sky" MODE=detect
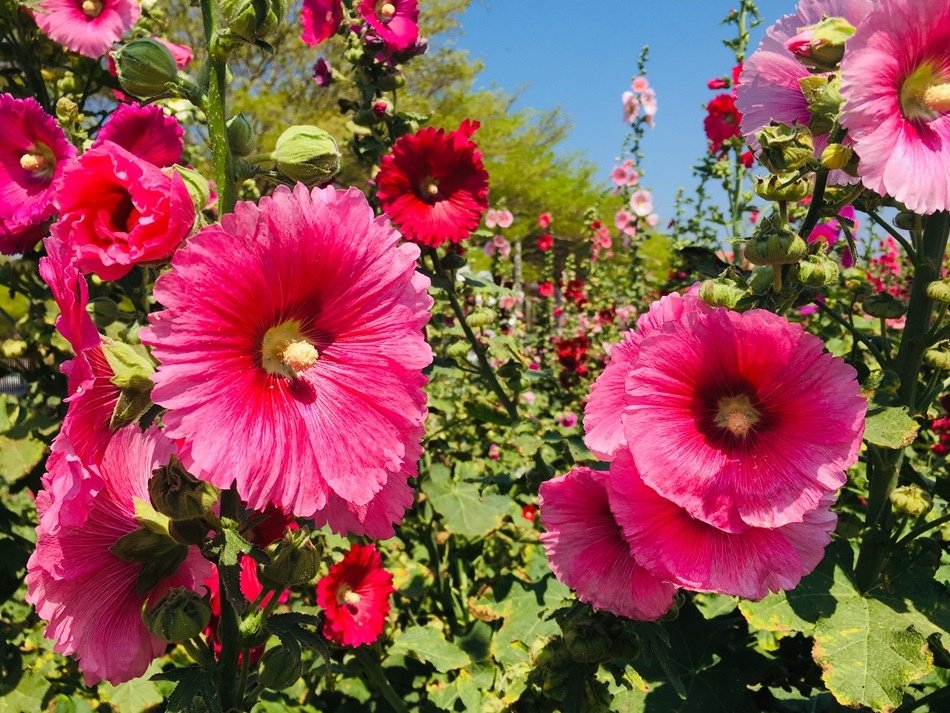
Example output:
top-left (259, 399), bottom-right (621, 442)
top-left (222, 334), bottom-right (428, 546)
top-left (445, 0), bottom-right (796, 220)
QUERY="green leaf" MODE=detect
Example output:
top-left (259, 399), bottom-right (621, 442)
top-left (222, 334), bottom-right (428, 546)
top-left (421, 464), bottom-right (510, 537)
top-left (864, 406), bottom-right (919, 449)
top-left (157, 666), bottom-right (222, 713)
top-left (389, 625), bottom-right (470, 673)
top-left (0, 435), bottom-right (45, 483)
top-left (99, 665), bottom-right (164, 712)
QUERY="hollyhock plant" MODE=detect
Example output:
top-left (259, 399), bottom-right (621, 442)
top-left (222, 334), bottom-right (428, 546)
top-left (840, 0), bottom-right (950, 214)
top-left (142, 184), bottom-right (432, 528)
top-left (623, 305), bottom-right (866, 532)
top-left (539, 466), bottom-right (677, 621)
top-left (51, 141), bottom-right (195, 280)
top-left (33, 0), bottom-right (141, 58)
top-left (0, 94), bottom-right (77, 254)
top-left (357, 0), bottom-right (419, 52)
top-left (608, 450), bottom-right (837, 600)
top-left (26, 426), bottom-right (211, 685)
top-left (301, 0), bottom-right (343, 47)
top-left (92, 103), bottom-right (184, 167)
top-left (317, 543), bottom-right (394, 647)
top-left (375, 120), bottom-right (489, 247)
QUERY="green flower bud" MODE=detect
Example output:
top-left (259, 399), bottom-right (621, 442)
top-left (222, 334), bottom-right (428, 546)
top-left (821, 143), bottom-right (853, 170)
top-left (747, 265), bottom-right (775, 295)
top-left (260, 528), bottom-right (320, 589)
top-left (168, 518), bottom-right (210, 546)
top-left (172, 165), bottom-right (211, 211)
top-left (799, 74), bottom-right (844, 135)
top-left (111, 500), bottom-right (190, 595)
top-left (273, 126), bottom-right (341, 185)
top-left (467, 307), bottom-right (495, 328)
top-left (55, 97), bottom-right (79, 128)
top-left (843, 267), bottom-right (872, 295)
top-left (446, 341), bottom-right (472, 359)
top-left (103, 341), bottom-right (155, 430)
top-left (924, 349), bottom-right (950, 370)
top-left (757, 123), bottom-right (815, 174)
top-left (258, 645), bottom-right (303, 691)
top-left (112, 39), bottom-right (179, 100)
top-left (699, 278), bottom-right (747, 309)
top-left (894, 211), bottom-right (918, 230)
top-left (927, 279), bottom-right (950, 304)
top-left (794, 254), bottom-right (840, 287)
top-left (889, 485), bottom-right (933, 518)
top-left (227, 114), bottom-right (256, 157)
top-left (352, 109), bottom-right (378, 127)
top-left (863, 293), bottom-right (907, 319)
top-left (149, 458), bottom-right (218, 522)
top-left (789, 17), bottom-right (855, 71)
top-left (376, 73), bottom-right (406, 91)
top-left (144, 588), bottom-right (211, 643)
top-left (754, 172), bottom-right (815, 202)
top-left (221, 0), bottom-right (283, 44)
top-left (744, 214), bottom-right (808, 267)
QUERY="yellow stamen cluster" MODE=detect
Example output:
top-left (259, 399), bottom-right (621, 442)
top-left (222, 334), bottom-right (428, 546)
top-left (714, 394), bottom-right (761, 438)
top-left (81, 0), bottom-right (104, 18)
top-left (261, 321), bottom-right (319, 378)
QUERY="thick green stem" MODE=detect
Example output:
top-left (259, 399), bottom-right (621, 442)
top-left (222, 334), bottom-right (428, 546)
top-left (216, 489), bottom-right (242, 711)
top-left (354, 647), bottom-right (410, 713)
top-left (855, 211), bottom-right (950, 592)
top-left (199, 0), bottom-right (236, 214)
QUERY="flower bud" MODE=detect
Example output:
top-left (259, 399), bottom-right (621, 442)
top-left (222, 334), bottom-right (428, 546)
top-left (227, 114), bottom-right (256, 157)
top-left (757, 123), bottom-right (814, 173)
top-left (798, 75), bottom-right (844, 135)
top-left (446, 341), bottom-right (472, 359)
top-left (889, 485), bottom-right (933, 518)
top-left (258, 645), bottom-right (303, 690)
top-left (794, 254), bottom-right (840, 287)
top-left (112, 39), bottom-right (179, 100)
top-left (144, 588), bottom-right (211, 642)
top-left (55, 97), bottom-right (78, 127)
top-left (221, 0), bottom-right (283, 44)
top-left (894, 211), bottom-right (918, 230)
top-left (272, 125), bottom-right (341, 185)
top-left (467, 307), bottom-right (495, 328)
top-left (699, 278), bottom-right (746, 309)
top-left (172, 165), bottom-right (211, 211)
top-left (168, 517), bottom-right (210, 546)
top-left (744, 214), bottom-right (808, 267)
top-left (927, 279), bottom-right (950, 304)
top-left (821, 143), bottom-right (853, 170)
top-left (785, 16), bottom-right (855, 70)
top-left (149, 458), bottom-right (218, 522)
top-left (754, 172), bottom-right (814, 202)
top-left (863, 293), bottom-right (907, 319)
top-left (260, 528), bottom-right (320, 589)
top-left (843, 267), bottom-right (872, 294)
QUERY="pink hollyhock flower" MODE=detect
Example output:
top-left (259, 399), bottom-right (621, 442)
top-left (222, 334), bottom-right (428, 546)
top-left (36, 437), bottom-right (103, 537)
top-left (358, 0), bottom-right (419, 52)
top-left (376, 120), bottom-right (489, 247)
top-left (840, 0), bottom-right (950, 214)
top-left (614, 209), bottom-right (633, 231)
top-left (621, 90), bottom-right (640, 124)
top-left (92, 103), bottom-right (184, 167)
top-left (0, 95), bottom-right (77, 254)
top-left (484, 208), bottom-right (499, 228)
top-left (536, 232), bottom-right (553, 252)
top-left (484, 234), bottom-right (510, 259)
top-left (537, 281), bottom-right (554, 298)
top-left (708, 76), bottom-right (729, 90)
top-left (623, 306), bottom-right (866, 533)
top-left (631, 76), bottom-right (650, 93)
top-left (537, 212), bottom-right (552, 229)
top-left (317, 543), bottom-right (394, 646)
top-left (51, 141), bottom-right (194, 280)
top-left (488, 443), bottom-right (501, 460)
top-left (34, 0), bottom-right (141, 58)
top-left (704, 93), bottom-right (742, 153)
top-left (645, 213), bottom-right (659, 228)
top-left (301, 0), bottom-right (343, 46)
top-left (629, 189), bottom-right (653, 217)
top-left (494, 208), bottom-right (513, 229)
top-left (584, 292), bottom-right (709, 461)
top-left (141, 184), bottom-right (432, 528)
top-left (313, 57), bottom-right (334, 87)
top-left (26, 425), bottom-right (211, 685)
top-left (558, 412), bottom-right (577, 429)
top-left (539, 466), bottom-right (677, 620)
top-left (153, 36), bottom-right (192, 67)
top-left (640, 88), bottom-right (657, 124)
top-left (608, 450), bottom-right (836, 600)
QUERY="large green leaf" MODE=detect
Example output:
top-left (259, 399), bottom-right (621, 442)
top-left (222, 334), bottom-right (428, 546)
top-left (421, 464), bottom-right (510, 537)
top-left (0, 435), bottom-right (45, 484)
top-left (388, 625), bottom-right (470, 673)
top-left (863, 406), bottom-right (919, 449)
top-left (98, 665), bottom-right (164, 712)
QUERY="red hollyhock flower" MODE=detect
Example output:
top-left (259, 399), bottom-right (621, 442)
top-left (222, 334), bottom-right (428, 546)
top-left (376, 120), bottom-right (489, 248)
top-left (704, 94), bottom-right (742, 154)
top-left (536, 232), bottom-right (553, 252)
top-left (564, 279), bottom-right (586, 306)
top-left (521, 503), bottom-right (538, 522)
top-left (317, 544), bottom-right (393, 647)
top-left (537, 281), bottom-right (554, 298)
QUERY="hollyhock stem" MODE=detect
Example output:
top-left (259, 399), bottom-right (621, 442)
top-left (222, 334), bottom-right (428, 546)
top-left (855, 211), bottom-right (950, 592)
top-left (216, 489), bottom-right (242, 709)
top-left (199, 0), bottom-right (236, 214)
top-left (354, 647), bottom-right (410, 713)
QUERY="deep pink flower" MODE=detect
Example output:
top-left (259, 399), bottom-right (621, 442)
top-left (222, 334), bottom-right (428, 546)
top-left (584, 292), bottom-right (708, 461)
top-left (540, 466), bottom-right (677, 621)
top-left (301, 0), bottom-right (343, 46)
top-left (537, 212), bottom-right (552, 229)
top-left (623, 306), bottom-right (866, 533)
top-left (708, 77), bottom-right (729, 90)
top-left (317, 543), bottom-right (394, 647)
top-left (357, 0), bottom-right (419, 52)
top-left (51, 142), bottom-right (194, 280)
top-left (26, 426), bottom-right (211, 685)
top-left (153, 36), bottom-right (192, 67)
top-left (93, 103), bottom-right (184, 167)
top-left (0, 94), bottom-right (76, 254)
top-left (840, 0), bottom-right (950, 214)
top-left (313, 57), bottom-right (334, 87)
top-left (608, 450), bottom-right (836, 600)
top-left (376, 120), bottom-right (489, 247)
top-left (141, 184), bottom-right (432, 529)
top-left (34, 0), bottom-right (141, 58)
top-left (537, 281), bottom-right (554, 298)
top-left (536, 232), bottom-right (553, 252)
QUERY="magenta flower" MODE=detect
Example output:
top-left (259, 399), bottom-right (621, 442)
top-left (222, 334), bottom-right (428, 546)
top-left (51, 141), bottom-right (194, 280)
top-left (93, 103), bottom-right (184, 167)
top-left (623, 306), bottom-right (866, 533)
top-left (34, 0), bottom-right (141, 58)
top-left (301, 0), bottom-right (343, 47)
top-left (608, 450), bottom-right (836, 600)
top-left (26, 426), bottom-right (211, 685)
top-left (0, 94), bottom-right (76, 254)
top-left (540, 466), bottom-right (677, 621)
top-left (841, 0), bottom-right (950, 214)
top-left (358, 0), bottom-right (419, 52)
top-left (142, 184), bottom-right (432, 529)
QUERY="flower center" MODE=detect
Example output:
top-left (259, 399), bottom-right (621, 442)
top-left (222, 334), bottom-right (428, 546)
top-left (714, 393), bottom-right (760, 438)
top-left (419, 177), bottom-right (440, 202)
top-left (261, 320), bottom-right (319, 379)
top-left (19, 145), bottom-right (55, 180)
top-left (80, 0), bottom-right (103, 18)
top-left (900, 63), bottom-right (950, 122)
top-left (377, 1), bottom-right (396, 21)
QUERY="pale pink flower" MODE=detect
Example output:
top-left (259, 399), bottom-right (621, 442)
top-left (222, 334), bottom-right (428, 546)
top-left (608, 449), bottom-right (836, 600)
top-left (629, 189), bottom-right (653, 217)
top-left (484, 234), bottom-right (510, 258)
top-left (631, 76), bottom-right (650, 93)
top-left (142, 185), bottom-right (432, 531)
top-left (27, 426), bottom-right (211, 685)
top-left (540, 466), bottom-right (677, 620)
top-left (494, 208), bottom-right (513, 229)
top-left (624, 306), bottom-right (866, 532)
top-left (93, 103), bottom-right (184, 167)
top-left (640, 88), bottom-right (657, 119)
top-left (646, 213), bottom-right (659, 228)
top-left (498, 294), bottom-right (517, 311)
top-left (0, 95), bottom-right (76, 254)
top-left (614, 209), bottom-right (633, 231)
top-left (484, 208), bottom-right (499, 228)
top-left (622, 91), bottom-right (639, 124)
top-left (537, 212), bottom-right (552, 229)
top-left (840, 0), bottom-right (950, 213)
top-left (521, 391), bottom-right (536, 405)
top-left (34, 0), bottom-right (141, 58)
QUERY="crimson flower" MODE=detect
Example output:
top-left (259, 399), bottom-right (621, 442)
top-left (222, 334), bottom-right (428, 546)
top-left (537, 281), bottom-right (554, 298)
top-left (704, 93), bottom-right (742, 154)
top-left (536, 232), bottom-right (553, 252)
top-left (317, 544), bottom-right (394, 647)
